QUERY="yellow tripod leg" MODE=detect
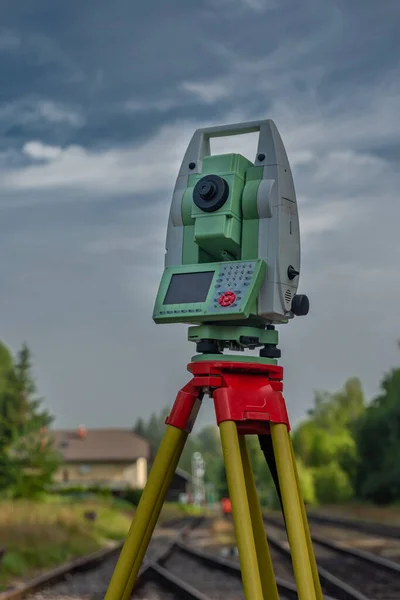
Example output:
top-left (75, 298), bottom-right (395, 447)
top-left (271, 423), bottom-right (317, 600)
top-left (289, 436), bottom-right (323, 600)
top-left (104, 425), bottom-right (188, 600)
top-left (239, 435), bottom-right (279, 600)
top-left (219, 421), bottom-right (263, 600)
top-left (121, 435), bottom-right (187, 600)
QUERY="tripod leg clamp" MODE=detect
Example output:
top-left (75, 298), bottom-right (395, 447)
top-left (165, 381), bottom-right (203, 433)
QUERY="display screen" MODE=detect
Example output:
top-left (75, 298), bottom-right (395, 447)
top-left (163, 271), bottom-right (214, 305)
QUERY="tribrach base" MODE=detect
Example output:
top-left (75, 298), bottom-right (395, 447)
top-left (103, 360), bottom-right (323, 600)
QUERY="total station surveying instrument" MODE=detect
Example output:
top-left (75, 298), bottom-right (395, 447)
top-left (104, 120), bottom-right (323, 599)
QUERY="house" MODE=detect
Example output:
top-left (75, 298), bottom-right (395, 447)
top-left (51, 426), bottom-right (151, 492)
top-left (50, 426), bottom-right (192, 501)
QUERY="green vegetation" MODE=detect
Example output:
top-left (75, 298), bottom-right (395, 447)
top-left (0, 495), bottom-right (130, 588)
top-left (0, 495), bottom-right (187, 589)
top-left (0, 342), bottom-right (61, 500)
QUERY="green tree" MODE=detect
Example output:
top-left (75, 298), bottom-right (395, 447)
top-left (292, 377), bottom-right (365, 505)
top-left (0, 341), bottom-right (13, 397)
top-left (313, 462), bottom-right (353, 504)
top-left (133, 406), bottom-right (171, 459)
top-left (334, 377), bottom-right (365, 427)
top-left (355, 367), bottom-right (400, 504)
top-left (295, 458), bottom-right (316, 506)
top-left (0, 342), bottom-right (60, 498)
top-left (133, 417), bottom-right (146, 438)
top-left (306, 378), bottom-right (365, 432)
top-left (215, 460), bottom-right (229, 498)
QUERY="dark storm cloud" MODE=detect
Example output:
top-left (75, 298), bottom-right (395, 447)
top-left (1, 0), bottom-right (398, 150)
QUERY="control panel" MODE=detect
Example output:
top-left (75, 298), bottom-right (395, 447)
top-left (153, 259), bottom-right (266, 324)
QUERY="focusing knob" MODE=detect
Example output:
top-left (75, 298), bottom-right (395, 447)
top-left (193, 175), bottom-right (229, 213)
top-left (291, 294), bottom-right (310, 316)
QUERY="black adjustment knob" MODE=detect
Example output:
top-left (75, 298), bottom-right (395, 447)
top-left (287, 265), bottom-right (300, 280)
top-left (199, 180), bottom-right (217, 200)
top-left (291, 294), bottom-right (310, 316)
top-left (260, 344), bottom-right (281, 359)
top-left (196, 340), bottom-right (222, 354)
top-left (193, 175), bottom-right (229, 213)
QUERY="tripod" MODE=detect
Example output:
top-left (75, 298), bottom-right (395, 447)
top-left (104, 356), bottom-right (323, 600)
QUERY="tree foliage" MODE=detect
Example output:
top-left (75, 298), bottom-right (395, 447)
top-left (354, 367), bottom-right (400, 504)
top-left (292, 377), bottom-right (365, 505)
top-left (0, 341), bottom-right (60, 499)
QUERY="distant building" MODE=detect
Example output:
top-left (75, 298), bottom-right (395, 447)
top-left (51, 426), bottom-right (151, 491)
top-left (167, 468), bottom-right (192, 502)
top-left (50, 426), bottom-right (192, 500)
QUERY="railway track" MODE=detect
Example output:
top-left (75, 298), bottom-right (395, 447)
top-left (4, 509), bottom-right (396, 599)
top-left (263, 515), bottom-right (400, 600)
top-left (0, 516), bottom-right (201, 600)
top-left (0, 513), bottom-right (333, 600)
top-left (139, 539), bottom-right (311, 600)
top-left (306, 512), bottom-right (400, 540)
top-left (304, 514), bottom-right (400, 564)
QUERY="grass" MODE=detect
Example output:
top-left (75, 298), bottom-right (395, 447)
top-left (0, 495), bottom-right (187, 590)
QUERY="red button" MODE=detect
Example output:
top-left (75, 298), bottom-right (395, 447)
top-left (218, 291), bottom-right (237, 307)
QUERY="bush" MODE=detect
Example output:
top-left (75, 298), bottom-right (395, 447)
top-left (55, 485), bottom-right (112, 498)
top-left (313, 462), bottom-right (354, 504)
top-left (295, 458), bottom-right (317, 506)
top-left (122, 488), bottom-right (142, 506)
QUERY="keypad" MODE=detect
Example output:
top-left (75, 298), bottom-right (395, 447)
top-left (210, 261), bottom-right (256, 310)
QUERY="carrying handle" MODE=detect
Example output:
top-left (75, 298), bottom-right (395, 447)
top-left (178, 119), bottom-right (290, 176)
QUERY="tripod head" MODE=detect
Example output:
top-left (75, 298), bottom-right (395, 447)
top-left (153, 119), bottom-right (309, 335)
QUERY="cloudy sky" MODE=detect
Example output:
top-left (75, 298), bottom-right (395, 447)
top-left (0, 0), bottom-right (399, 434)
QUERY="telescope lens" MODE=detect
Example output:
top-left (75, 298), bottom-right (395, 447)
top-left (193, 175), bottom-right (229, 213)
